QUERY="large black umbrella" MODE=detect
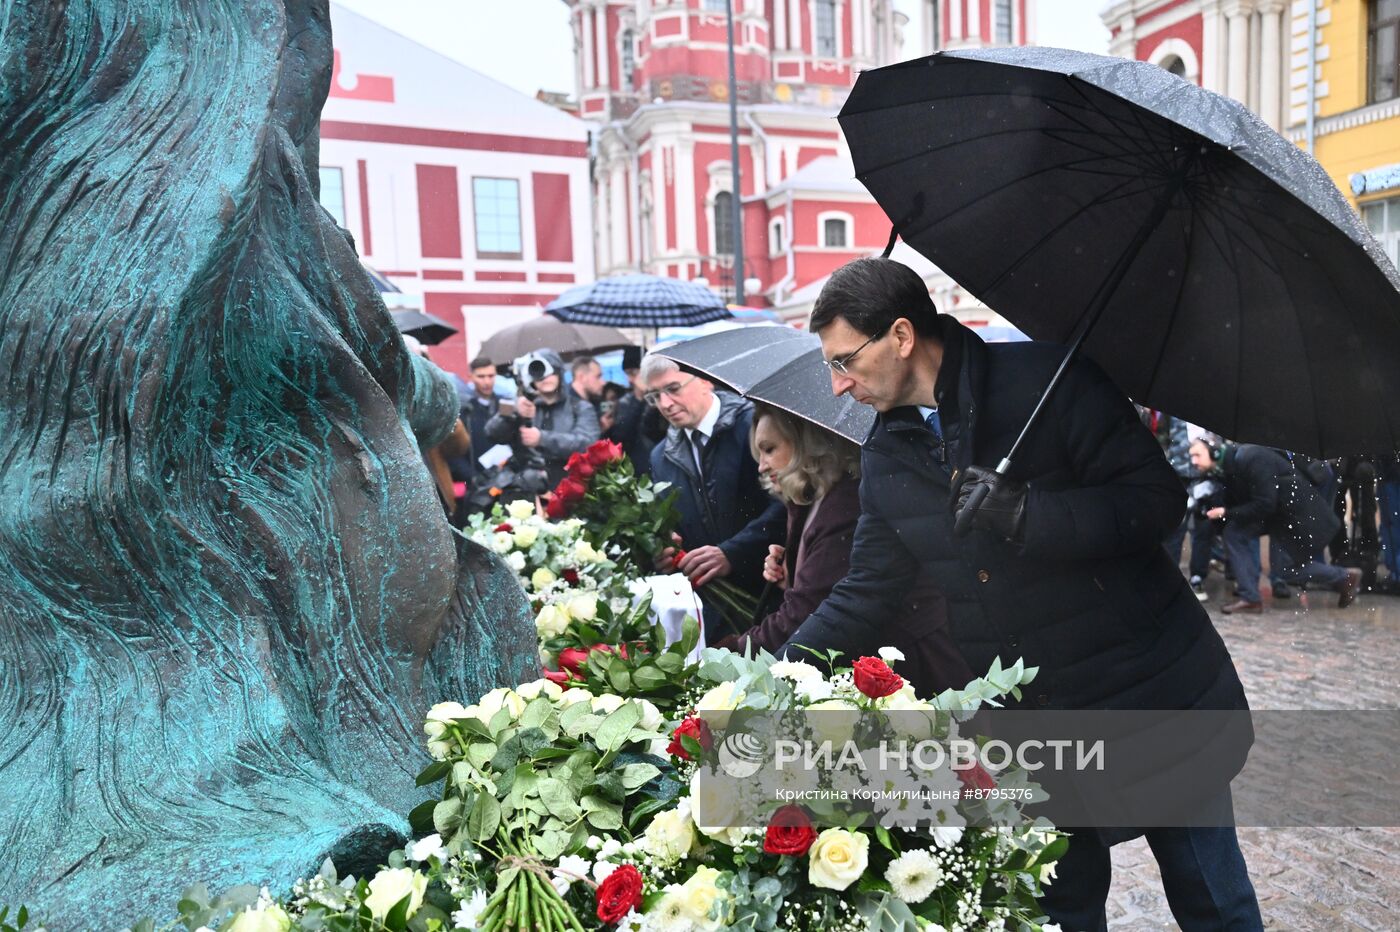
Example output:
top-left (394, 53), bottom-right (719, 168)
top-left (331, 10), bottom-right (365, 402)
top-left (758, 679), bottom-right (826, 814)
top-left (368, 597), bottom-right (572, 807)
top-left (390, 308), bottom-right (457, 345)
top-left (478, 315), bottom-right (634, 366)
top-left (841, 47), bottom-right (1400, 467)
top-left (655, 327), bottom-right (875, 444)
top-left (546, 274), bottom-right (732, 329)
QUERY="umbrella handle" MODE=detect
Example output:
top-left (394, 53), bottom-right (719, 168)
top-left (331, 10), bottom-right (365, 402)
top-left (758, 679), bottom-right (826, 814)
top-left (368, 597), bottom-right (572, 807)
top-left (953, 482), bottom-right (992, 538)
top-left (952, 458), bottom-right (1011, 538)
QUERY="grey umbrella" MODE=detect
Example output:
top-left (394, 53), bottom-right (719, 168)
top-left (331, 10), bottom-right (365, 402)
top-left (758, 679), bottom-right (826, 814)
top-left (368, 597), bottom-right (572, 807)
top-left (655, 327), bottom-right (875, 444)
top-left (478, 315), bottom-right (635, 366)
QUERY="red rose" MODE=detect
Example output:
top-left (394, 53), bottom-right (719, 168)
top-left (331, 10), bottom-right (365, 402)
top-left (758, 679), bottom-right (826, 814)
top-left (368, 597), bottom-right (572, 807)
top-left (493, 522), bottom-right (513, 532)
top-left (586, 439), bottom-right (625, 467)
top-left (666, 716), bottom-right (714, 760)
top-left (852, 656), bottom-right (904, 699)
top-left (956, 761), bottom-right (997, 797)
top-left (562, 568), bottom-right (580, 586)
top-left (558, 477), bottom-right (588, 504)
top-left (669, 549), bottom-right (688, 569)
top-left (595, 863), bottom-right (643, 924)
top-left (545, 495), bottom-right (569, 520)
top-left (557, 646), bottom-right (591, 675)
top-left (763, 804), bottom-right (817, 856)
top-left (543, 668), bottom-right (575, 685)
top-left (565, 451), bottom-right (596, 480)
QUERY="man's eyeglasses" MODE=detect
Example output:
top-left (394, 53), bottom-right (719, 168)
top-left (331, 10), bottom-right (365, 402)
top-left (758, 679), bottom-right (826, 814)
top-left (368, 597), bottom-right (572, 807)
top-left (643, 375), bottom-right (698, 407)
top-left (822, 327), bottom-right (889, 376)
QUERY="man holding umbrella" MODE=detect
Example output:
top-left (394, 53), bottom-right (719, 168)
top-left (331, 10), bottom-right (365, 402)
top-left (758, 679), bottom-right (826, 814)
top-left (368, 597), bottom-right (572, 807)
top-left (783, 258), bottom-right (1260, 931)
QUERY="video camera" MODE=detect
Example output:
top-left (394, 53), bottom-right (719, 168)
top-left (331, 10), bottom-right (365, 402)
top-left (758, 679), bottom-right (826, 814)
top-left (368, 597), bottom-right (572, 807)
top-left (510, 350), bottom-right (558, 401)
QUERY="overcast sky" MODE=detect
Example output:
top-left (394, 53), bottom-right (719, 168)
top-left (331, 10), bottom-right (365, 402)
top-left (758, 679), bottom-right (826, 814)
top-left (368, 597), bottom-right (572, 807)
top-left (334, 0), bottom-right (1111, 98)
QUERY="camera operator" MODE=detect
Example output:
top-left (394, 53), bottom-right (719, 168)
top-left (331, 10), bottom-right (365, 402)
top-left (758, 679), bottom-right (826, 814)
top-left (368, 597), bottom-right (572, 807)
top-left (484, 347), bottom-right (600, 487)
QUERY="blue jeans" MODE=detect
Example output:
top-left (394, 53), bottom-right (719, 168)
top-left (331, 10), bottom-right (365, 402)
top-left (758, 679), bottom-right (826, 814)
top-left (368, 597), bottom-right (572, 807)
top-left (1223, 522), bottom-right (1263, 602)
top-left (1039, 793), bottom-right (1263, 931)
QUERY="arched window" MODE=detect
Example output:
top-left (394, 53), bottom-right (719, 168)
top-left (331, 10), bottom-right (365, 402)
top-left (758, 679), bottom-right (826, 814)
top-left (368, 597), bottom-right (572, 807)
top-left (1160, 54), bottom-right (1187, 78)
top-left (714, 191), bottom-right (735, 256)
top-left (815, 0), bottom-right (837, 57)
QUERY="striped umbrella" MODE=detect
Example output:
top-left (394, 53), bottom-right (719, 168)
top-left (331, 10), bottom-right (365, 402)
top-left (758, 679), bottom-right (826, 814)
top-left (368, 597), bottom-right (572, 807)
top-left (545, 274), bottom-right (731, 328)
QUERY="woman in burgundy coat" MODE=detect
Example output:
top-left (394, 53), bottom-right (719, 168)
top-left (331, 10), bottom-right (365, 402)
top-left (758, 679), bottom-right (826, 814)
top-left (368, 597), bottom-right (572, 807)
top-left (713, 404), bottom-right (973, 696)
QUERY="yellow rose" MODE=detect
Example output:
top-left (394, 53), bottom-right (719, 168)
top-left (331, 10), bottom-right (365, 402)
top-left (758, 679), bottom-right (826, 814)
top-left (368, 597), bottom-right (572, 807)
top-left (534, 603), bottom-right (570, 638)
top-left (565, 593), bottom-right (598, 622)
top-left (513, 525), bottom-right (540, 548)
top-left (696, 680), bottom-right (745, 729)
top-left (363, 867), bottom-right (428, 920)
top-left (573, 538), bottom-right (604, 563)
top-left (531, 567), bottom-right (557, 590)
top-left (225, 903), bottom-right (291, 932)
top-left (643, 806), bottom-right (695, 863)
top-left (808, 827), bottom-right (869, 891)
top-left (506, 500), bottom-right (536, 521)
top-left (679, 865), bottom-right (727, 930)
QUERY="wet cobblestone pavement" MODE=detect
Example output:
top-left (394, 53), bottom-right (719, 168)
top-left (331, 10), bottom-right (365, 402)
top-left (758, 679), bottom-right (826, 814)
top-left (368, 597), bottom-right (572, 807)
top-left (1104, 577), bottom-right (1400, 930)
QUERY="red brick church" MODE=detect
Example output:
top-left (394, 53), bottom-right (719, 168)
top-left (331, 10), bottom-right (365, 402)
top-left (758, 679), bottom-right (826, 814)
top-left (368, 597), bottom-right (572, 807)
top-left (565, 0), bottom-right (1036, 321)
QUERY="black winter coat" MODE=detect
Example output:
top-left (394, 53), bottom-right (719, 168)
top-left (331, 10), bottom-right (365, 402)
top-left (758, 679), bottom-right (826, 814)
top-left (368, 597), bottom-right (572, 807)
top-left (784, 317), bottom-right (1248, 716)
top-left (649, 392), bottom-right (786, 596)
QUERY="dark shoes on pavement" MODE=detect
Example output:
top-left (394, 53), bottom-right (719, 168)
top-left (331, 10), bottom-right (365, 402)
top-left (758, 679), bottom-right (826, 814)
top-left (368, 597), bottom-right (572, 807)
top-left (1222, 599), bottom-right (1263, 615)
top-left (1337, 568), bottom-right (1364, 608)
top-left (1271, 581), bottom-right (1292, 599)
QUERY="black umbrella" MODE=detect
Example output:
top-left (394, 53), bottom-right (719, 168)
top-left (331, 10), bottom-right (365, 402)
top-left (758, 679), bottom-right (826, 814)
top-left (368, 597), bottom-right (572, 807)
top-left (478, 315), bottom-right (634, 366)
top-left (390, 308), bottom-right (458, 345)
top-left (655, 327), bottom-right (875, 444)
top-left (841, 46), bottom-right (1400, 530)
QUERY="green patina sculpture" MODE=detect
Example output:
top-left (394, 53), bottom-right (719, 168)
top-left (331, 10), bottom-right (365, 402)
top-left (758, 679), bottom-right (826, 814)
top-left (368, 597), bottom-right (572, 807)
top-left (0, 0), bottom-right (538, 924)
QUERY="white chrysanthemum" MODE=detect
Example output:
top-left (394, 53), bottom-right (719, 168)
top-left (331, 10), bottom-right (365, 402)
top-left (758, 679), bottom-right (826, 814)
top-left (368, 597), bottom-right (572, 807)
top-left (877, 646), bottom-right (906, 664)
top-left (885, 849), bottom-right (944, 904)
top-left (615, 909), bottom-right (645, 932)
top-left (768, 659), bottom-right (823, 682)
top-left (794, 676), bottom-right (834, 703)
top-left (592, 859), bottom-right (619, 883)
top-left (553, 854), bottom-right (591, 888)
top-left (506, 550), bottom-right (527, 572)
top-left (491, 532), bottom-right (514, 554)
top-left (452, 890), bottom-right (488, 930)
top-left (931, 825), bottom-right (964, 849)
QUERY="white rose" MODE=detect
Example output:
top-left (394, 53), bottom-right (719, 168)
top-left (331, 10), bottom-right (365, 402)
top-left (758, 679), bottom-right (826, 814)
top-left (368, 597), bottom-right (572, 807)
top-left (635, 698), bottom-right (664, 732)
top-left (807, 828), bottom-right (869, 891)
top-left (516, 678), bottom-right (564, 701)
top-left (477, 687), bottom-right (525, 722)
top-left (363, 867), bottom-right (428, 920)
top-left (534, 603), bottom-right (570, 638)
top-left (506, 550), bottom-right (527, 572)
top-left (697, 681), bottom-right (744, 711)
top-left (531, 567), bottom-right (557, 590)
top-left (806, 698), bottom-right (859, 746)
top-left (877, 646), bottom-right (906, 664)
top-left (590, 693), bottom-right (627, 715)
top-left (643, 806), bottom-right (695, 863)
top-left (512, 525), bottom-right (540, 549)
top-left (679, 865), bottom-right (727, 931)
top-left (424, 701), bottom-right (471, 738)
top-left (573, 539), bottom-right (604, 563)
top-left (559, 687), bottom-right (594, 706)
top-left (506, 500), bottom-right (536, 521)
top-left (407, 833), bottom-right (447, 863)
top-left (225, 903), bottom-right (291, 932)
top-left (565, 593), bottom-right (598, 622)
top-left (689, 771), bottom-right (746, 847)
top-left (492, 532), bottom-right (514, 554)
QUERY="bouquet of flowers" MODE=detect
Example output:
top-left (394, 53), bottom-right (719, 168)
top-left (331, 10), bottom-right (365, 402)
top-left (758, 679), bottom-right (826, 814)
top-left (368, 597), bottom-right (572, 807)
top-left (546, 440), bottom-right (681, 578)
top-left (414, 679), bottom-right (681, 932)
top-left (631, 648), bottom-right (1067, 932)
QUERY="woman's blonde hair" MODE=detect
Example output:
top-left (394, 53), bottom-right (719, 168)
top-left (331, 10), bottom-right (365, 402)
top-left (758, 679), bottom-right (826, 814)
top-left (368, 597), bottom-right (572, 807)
top-left (750, 403), bottom-right (860, 505)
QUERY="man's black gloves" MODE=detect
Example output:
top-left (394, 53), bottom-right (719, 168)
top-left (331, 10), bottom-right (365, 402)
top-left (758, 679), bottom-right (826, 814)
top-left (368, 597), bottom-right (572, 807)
top-left (949, 465), bottom-right (1027, 542)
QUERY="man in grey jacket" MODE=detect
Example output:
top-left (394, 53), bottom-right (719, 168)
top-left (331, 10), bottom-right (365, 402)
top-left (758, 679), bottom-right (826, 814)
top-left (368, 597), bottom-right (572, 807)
top-left (484, 348), bottom-right (600, 486)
